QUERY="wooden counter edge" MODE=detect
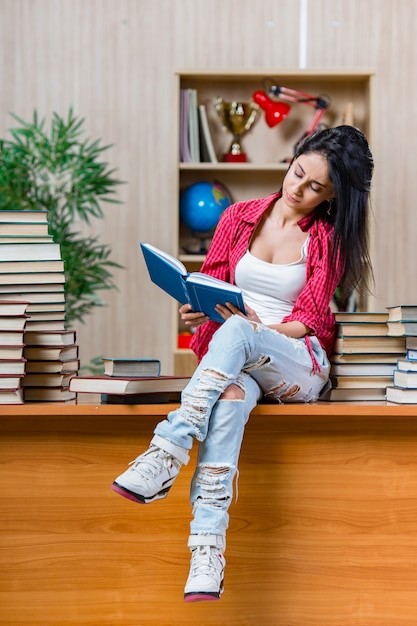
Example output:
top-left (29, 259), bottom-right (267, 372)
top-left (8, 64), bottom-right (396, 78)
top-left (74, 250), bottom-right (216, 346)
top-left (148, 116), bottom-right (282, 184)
top-left (1, 401), bottom-right (417, 417)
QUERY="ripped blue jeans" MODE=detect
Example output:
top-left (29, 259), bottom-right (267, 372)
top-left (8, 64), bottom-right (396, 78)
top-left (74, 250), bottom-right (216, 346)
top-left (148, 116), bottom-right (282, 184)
top-left (154, 315), bottom-right (330, 537)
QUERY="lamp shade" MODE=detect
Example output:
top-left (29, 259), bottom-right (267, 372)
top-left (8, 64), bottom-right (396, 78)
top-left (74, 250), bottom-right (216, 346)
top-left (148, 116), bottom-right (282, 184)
top-left (252, 90), bottom-right (291, 128)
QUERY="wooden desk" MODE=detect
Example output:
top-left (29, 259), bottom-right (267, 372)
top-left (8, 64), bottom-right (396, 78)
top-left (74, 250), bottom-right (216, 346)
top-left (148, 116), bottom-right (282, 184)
top-left (2, 402), bottom-right (417, 625)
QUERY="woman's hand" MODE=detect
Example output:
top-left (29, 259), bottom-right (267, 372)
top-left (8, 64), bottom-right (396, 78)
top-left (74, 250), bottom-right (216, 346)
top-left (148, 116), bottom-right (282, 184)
top-left (179, 303), bottom-right (209, 328)
top-left (215, 302), bottom-right (262, 323)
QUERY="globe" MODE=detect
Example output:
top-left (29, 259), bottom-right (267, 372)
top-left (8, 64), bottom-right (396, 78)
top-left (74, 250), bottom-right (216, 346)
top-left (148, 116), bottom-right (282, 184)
top-left (180, 182), bottom-right (231, 235)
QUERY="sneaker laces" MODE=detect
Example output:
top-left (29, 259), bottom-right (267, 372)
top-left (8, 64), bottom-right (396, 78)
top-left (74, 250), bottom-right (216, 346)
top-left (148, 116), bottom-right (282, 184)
top-left (189, 545), bottom-right (221, 578)
top-left (128, 447), bottom-right (177, 479)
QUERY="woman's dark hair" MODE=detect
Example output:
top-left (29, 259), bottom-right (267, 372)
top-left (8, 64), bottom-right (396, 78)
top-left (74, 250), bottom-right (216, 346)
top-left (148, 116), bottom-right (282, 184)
top-left (294, 125), bottom-right (374, 304)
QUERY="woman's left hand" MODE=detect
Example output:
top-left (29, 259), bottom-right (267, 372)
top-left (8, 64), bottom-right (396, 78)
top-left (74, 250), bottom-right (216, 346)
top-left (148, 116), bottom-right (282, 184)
top-left (215, 302), bottom-right (262, 323)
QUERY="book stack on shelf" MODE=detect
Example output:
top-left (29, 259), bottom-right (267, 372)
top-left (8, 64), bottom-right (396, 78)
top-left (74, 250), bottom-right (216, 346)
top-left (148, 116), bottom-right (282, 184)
top-left (22, 329), bottom-right (78, 403)
top-left (384, 305), bottom-right (417, 404)
top-left (0, 210), bottom-right (80, 401)
top-left (69, 356), bottom-right (190, 404)
top-left (320, 311), bottom-right (406, 402)
top-left (180, 88), bottom-right (218, 164)
top-left (0, 300), bottom-right (30, 404)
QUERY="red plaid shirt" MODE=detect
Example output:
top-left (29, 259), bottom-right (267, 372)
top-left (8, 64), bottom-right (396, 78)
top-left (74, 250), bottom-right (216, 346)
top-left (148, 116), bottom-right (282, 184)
top-left (190, 193), bottom-right (345, 363)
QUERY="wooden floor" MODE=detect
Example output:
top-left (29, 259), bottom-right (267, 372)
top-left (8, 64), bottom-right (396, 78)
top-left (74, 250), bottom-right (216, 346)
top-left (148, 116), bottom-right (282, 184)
top-left (2, 402), bottom-right (417, 625)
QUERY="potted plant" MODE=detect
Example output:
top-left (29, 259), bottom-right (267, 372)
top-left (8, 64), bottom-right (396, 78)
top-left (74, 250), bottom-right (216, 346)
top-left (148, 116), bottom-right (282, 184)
top-left (0, 108), bottom-right (123, 324)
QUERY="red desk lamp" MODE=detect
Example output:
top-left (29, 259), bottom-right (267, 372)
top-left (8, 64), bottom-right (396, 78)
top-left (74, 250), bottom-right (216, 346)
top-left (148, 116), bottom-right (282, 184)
top-left (252, 82), bottom-right (330, 154)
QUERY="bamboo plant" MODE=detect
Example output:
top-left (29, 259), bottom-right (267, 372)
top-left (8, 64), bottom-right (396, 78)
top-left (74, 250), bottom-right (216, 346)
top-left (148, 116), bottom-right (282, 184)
top-left (0, 108), bottom-right (124, 324)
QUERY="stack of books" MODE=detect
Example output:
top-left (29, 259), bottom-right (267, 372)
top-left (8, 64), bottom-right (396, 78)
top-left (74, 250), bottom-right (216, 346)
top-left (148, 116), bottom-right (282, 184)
top-left (321, 311), bottom-right (406, 401)
top-left (22, 330), bottom-right (78, 403)
top-left (0, 300), bottom-right (30, 404)
top-left (0, 210), bottom-right (80, 401)
top-left (385, 305), bottom-right (417, 403)
top-left (69, 356), bottom-right (190, 404)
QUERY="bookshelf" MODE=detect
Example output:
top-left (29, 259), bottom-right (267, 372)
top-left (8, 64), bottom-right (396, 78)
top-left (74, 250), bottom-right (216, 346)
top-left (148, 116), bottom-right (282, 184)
top-left (174, 69), bottom-right (375, 375)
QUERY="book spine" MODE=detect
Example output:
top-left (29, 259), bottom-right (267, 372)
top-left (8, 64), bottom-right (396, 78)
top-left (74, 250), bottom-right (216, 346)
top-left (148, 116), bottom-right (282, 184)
top-left (198, 104), bottom-right (218, 163)
top-left (188, 88), bottom-right (200, 163)
top-left (180, 89), bottom-right (192, 163)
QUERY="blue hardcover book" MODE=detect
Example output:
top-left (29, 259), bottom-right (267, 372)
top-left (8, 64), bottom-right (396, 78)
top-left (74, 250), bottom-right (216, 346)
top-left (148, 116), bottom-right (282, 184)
top-left (140, 242), bottom-right (246, 324)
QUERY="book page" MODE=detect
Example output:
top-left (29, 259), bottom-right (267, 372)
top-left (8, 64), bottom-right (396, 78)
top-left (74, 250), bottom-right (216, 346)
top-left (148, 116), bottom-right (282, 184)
top-left (188, 272), bottom-right (241, 292)
top-left (141, 243), bottom-right (187, 274)
top-left (186, 273), bottom-right (246, 322)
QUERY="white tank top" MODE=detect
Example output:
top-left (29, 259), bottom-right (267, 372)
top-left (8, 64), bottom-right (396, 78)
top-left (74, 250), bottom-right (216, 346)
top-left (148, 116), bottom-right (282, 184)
top-left (234, 236), bottom-right (309, 325)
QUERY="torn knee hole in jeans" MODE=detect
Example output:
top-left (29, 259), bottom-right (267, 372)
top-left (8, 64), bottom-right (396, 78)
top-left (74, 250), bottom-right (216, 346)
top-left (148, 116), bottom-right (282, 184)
top-left (195, 464), bottom-right (233, 507)
top-left (180, 368), bottom-right (233, 439)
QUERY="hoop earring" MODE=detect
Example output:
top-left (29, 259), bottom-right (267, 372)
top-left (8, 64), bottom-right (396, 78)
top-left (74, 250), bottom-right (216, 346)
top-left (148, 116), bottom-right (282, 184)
top-left (327, 199), bottom-right (334, 216)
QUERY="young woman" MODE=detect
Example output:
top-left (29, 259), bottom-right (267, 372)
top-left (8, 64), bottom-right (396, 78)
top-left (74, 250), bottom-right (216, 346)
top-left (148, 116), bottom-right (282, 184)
top-left (112, 125), bottom-right (374, 602)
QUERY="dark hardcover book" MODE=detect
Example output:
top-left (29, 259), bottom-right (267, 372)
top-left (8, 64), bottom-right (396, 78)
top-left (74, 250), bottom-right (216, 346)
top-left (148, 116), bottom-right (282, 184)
top-left (101, 391), bottom-right (182, 404)
top-left (140, 242), bottom-right (245, 323)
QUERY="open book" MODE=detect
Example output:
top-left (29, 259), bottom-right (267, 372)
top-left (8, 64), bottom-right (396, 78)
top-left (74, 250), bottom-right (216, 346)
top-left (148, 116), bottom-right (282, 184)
top-left (140, 243), bottom-right (246, 323)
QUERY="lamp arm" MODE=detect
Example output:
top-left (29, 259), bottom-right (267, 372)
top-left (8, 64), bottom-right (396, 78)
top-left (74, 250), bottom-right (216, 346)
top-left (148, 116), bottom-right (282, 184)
top-left (269, 85), bottom-right (329, 111)
top-left (305, 107), bottom-right (327, 136)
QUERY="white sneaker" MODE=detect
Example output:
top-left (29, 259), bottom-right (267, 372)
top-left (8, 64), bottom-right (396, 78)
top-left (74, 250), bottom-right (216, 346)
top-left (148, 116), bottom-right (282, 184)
top-left (184, 535), bottom-right (226, 602)
top-left (111, 435), bottom-right (189, 504)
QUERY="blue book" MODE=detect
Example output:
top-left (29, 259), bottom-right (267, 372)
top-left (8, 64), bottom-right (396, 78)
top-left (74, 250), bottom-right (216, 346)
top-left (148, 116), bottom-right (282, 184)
top-left (140, 242), bottom-right (246, 324)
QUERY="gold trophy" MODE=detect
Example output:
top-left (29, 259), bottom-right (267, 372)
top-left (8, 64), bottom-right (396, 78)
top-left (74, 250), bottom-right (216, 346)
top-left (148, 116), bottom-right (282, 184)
top-left (214, 97), bottom-right (259, 162)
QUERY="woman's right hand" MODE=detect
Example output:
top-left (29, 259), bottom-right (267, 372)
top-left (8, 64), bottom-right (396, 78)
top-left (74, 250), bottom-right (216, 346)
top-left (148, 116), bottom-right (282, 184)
top-left (179, 303), bottom-right (209, 328)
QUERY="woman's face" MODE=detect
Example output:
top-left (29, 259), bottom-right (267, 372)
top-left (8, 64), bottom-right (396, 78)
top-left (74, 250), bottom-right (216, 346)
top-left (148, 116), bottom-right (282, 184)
top-left (282, 151), bottom-right (334, 214)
